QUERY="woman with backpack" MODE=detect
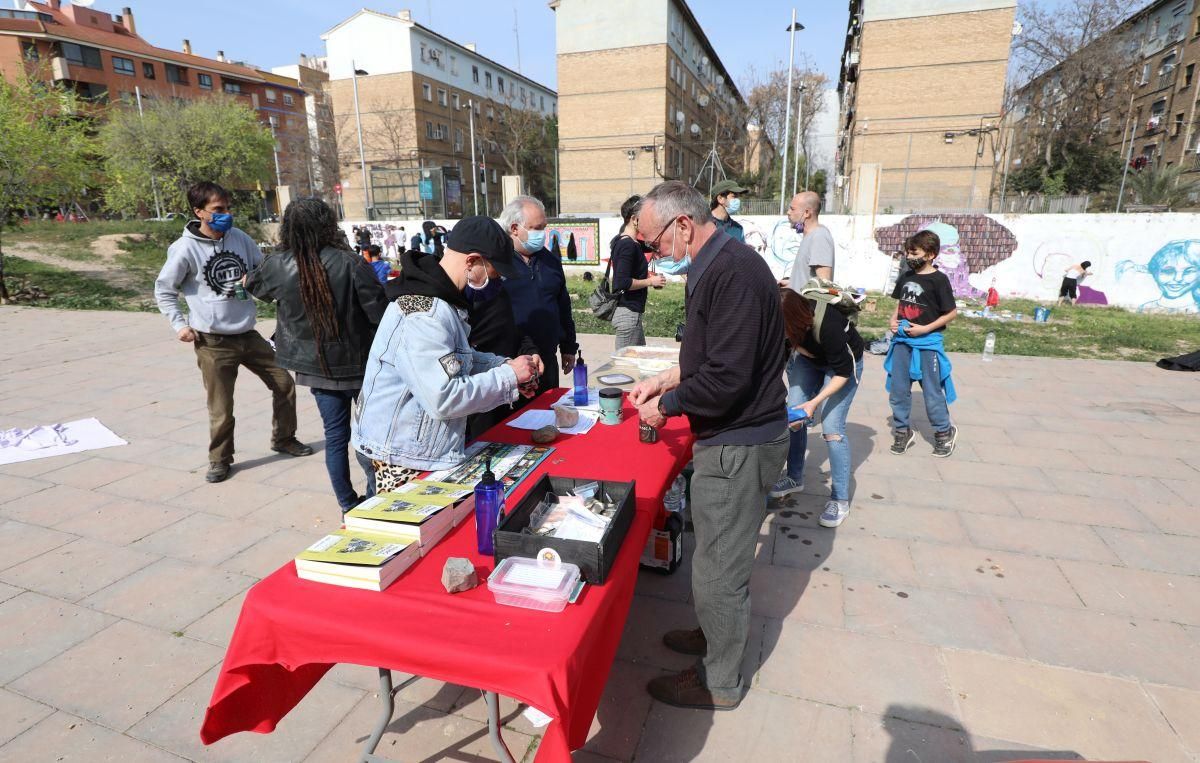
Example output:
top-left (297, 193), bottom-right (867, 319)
top-left (770, 284), bottom-right (865, 529)
top-left (246, 198), bottom-right (389, 512)
top-left (608, 195), bottom-right (666, 351)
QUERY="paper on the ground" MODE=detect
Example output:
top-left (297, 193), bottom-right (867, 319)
top-left (506, 408), bottom-right (599, 435)
top-left (522, 705), bottom-right (554, 728)
top-left (551, 389), bottom-right (601, 412)
top-left (0, 418), bottom-right (126, 466)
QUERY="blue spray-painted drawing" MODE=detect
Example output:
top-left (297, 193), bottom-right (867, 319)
top-left (1117, 240), bottom-right (1200, 314)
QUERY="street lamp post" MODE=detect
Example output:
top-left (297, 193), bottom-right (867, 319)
top-left (134, 86), bottom-right (164, 219)
top-left (268, 117), bottom-right (283, 216)
top-left (351, 60), bottom-right (371, 220)
top-left (779, 9), bottom-right (800, 215)
top-left (791, 83), bottom-right (805, 199)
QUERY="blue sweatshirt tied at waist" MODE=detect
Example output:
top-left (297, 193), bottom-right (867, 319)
top-left (883, 321), bottom-right (957, 404)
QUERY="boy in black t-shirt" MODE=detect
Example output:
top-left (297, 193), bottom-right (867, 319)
top-left (886, 230), bottom-right (959, 457)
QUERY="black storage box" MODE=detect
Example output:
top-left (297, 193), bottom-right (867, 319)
top-left (494, 475), bottom-right (635, 584)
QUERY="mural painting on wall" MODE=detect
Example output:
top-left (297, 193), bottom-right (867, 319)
top-left (546, 219), bottom-right (601, 265)
top-left (1118, 240), bottom-right (1200, 314)
top-left (1030, 235), bottom-right (1109, 305)
top-left (742, 218), bottom-right (803, 280)
top-left (874, 215), bottom-right (1017, 298)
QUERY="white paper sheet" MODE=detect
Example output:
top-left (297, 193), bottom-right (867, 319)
top-left (551, 389), bottom-right (601, 412)
top-left (0, 418), bottom-right (126, 466)
top-left (505, 408), bottom-right (599, 436)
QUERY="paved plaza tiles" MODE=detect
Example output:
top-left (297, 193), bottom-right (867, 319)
top-left (1, 306), bottom-right (1198, 762)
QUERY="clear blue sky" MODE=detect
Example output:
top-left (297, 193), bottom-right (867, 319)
top-left (122, 0), bottom-right (850, 92)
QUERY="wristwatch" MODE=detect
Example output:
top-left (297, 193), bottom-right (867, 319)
top-left (657, 398), bottom-right (669, 419)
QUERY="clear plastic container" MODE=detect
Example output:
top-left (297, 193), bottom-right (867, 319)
top-left (488, 556), bottom-right (581, 613)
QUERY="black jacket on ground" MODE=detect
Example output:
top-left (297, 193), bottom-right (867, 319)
top-left (660, 230), bottom-right (788, 445)
top-left (245, 246), bottom-right (388, 378)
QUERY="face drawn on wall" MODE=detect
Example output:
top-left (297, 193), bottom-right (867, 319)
top-left (1118, 239), bottom-right (1200, 314)
top-left (874, 214), bottom-right (1017, 298)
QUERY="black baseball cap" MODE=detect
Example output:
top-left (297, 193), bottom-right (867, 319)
top-left (445, 216), bottom-right (519, 280)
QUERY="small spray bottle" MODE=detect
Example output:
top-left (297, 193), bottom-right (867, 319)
top-left (474, 458), bottom-right (505, 555)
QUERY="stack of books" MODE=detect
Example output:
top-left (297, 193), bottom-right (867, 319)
top-left (294, 529), bottom-right (419, 591)
top-left (344, 480), bottom-right (475, 555)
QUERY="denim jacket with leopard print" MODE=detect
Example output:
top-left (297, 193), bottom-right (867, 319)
top-left (351, 294), bottom-right (519, 470)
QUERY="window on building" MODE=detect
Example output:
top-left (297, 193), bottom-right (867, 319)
top-left (222, 80), bottom-right (243, 95)
top-left (498, 76), bottom-right (504, 94)
top-left (472, 65), bottom-right (479, 83)
top-left (1195, 15), bottom-right (1200, 36)
top-left (60, 42), bottom-right (102, 69)
top-left (265, 88), bottom-right (277, 103)
top-left (455, 127), bottom-right (463, 151)
top-left (487, 105), bottom-right (494, 120)
top-left (283, 93), bottom-right (294, 106)
top-left (491, 169), bottom-right (497, 183)
top-left (112, 56), bottom-right (134, 76)
top-left (1141, 62), bottom-right (1151, 84)
top-left (165, 64), bottom-right (187, 84)
top-left (540, 95), bottom-right (545, 110)
top-left (441, 123), bottom-right (448, 140)
top-left (474, 101), bottom-right (480, 115)
top-left (1187, 63), bottom-right (1196, 87)
top-left (485, 72), bottom-right (492, 89)
top-left (452, 93), bottom-right (461, 110)
top-left (419, 43), bottom-right (427, 62)
top-left (1173, 0), bottom-right (1187, 15)
top-left (423, 82), bottom-right (432, 101)
top-left (437, 88), bottom-right (447, 106)
top-left (1174, 112), bottom-right (1185, 135)
top-left (450, 55), bottom-right (458, 75)
top-left (427, 120), bottom-right (434, 138)
top-left (142, 62), bottom-right (155, 79)
top-left (197, 72), bottom-right (213, 89)
top-left (20, 40), bottom-right (38, 61)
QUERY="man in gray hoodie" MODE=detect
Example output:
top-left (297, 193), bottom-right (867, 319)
top-left (154, 181), bottom-right (312, 483)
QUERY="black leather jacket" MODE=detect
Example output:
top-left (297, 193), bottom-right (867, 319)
top-left (246, 246), bottom-right (389, 378)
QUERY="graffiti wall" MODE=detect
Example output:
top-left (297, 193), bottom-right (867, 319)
top-left (340, 214), bottom-right (1200, 313)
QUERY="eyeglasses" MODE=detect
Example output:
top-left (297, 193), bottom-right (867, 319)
top-left (644, 216), bottom-right (682, 254)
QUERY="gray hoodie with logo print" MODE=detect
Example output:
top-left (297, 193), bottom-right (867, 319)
top-left (154, 221), bottom-right (263, 335)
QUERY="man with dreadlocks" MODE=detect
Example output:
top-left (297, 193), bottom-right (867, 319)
top-left (246, 197), bottom-right (390, 511)
top-left (155, 181), bottom-right (313, 485)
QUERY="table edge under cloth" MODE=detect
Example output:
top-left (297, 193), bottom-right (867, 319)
top-left (199, 390), bottom-right (694, 762)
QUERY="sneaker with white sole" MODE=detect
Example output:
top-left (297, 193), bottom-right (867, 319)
top-left (890, 429), bottom-right (916, 455)
top-left (932, 426), bottom-right (958, 458)
top-left (819, 500), bottom-right (849, 528)
top-left (769, 476), bottom-right (804, 499)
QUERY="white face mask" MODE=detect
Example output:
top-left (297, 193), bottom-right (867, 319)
top-left (466, 262), bottom-right (490, 290)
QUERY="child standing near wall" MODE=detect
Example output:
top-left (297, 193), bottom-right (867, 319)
top-left (885, 230), bottom-right (960, 457)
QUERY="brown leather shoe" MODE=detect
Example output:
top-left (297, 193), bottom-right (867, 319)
top-left (662, 627), bottom-right (707, 656)
top-left (647, 667), bottom-right (741, 710)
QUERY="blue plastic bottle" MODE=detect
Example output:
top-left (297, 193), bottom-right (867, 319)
top-left (573, 352), bottom-right (588, 406)
top-left (474, 459), bottom-right (505, 555)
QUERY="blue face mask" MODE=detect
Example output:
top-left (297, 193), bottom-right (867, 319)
top-left (793, 220), bottom-right (805, 234)
top-left (522, 229), bottom-right (546, 253)
top-left (725, 197), bottom-right (741, 215)
top-left (654, 254), bottom-right (691, 275)
top-left (207, 212), bottom-right (234, 234)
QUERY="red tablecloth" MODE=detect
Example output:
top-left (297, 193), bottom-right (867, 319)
top-left (200, 392), bottom-right (693, 761)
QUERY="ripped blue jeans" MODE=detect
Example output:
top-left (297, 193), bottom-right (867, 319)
top-left (785, 352), bottom-right (863, 502)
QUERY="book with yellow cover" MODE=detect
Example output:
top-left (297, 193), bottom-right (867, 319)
top-left (347, 493), bottom-right (449, 525)
top-left (294, 529), bottom-right (419, 591)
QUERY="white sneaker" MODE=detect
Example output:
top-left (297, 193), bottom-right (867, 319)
top-left (769, 476), bottom-right (804, 499)
top-left (819, 500), bottom-right (849, 528)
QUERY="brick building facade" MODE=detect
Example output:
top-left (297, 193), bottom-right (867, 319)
top-left (0, 1), bottom-right (308, 213)
top-left (551, 0), bottom-right (755, 215)
top-left (835, 0), bottom-right (1017, 214)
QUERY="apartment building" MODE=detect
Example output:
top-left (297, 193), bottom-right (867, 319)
top-left (0, 1), bottom-right (309, 212)
top-left (272, 55), bottom-right (338, 204)
top-left (322, 9), bottom-right (557, 220)
top-left (835, 0), bottom-right (1017, 213)
top-left (551, 0), bottom-right (752, 215)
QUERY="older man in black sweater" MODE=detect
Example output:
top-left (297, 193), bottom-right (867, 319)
top-left (631, 181), bottom-right (788, 711)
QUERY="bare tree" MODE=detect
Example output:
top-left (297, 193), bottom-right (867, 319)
top-left (1010, 0), bottom-right (1138, 171)
top-left (477, 92), bottom-right (557, 204)
top-left (738, 58), bottom-right (828, 188)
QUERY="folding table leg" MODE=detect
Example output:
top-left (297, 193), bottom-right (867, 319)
top-left (360, 668), bottom-right (420, 763)
top-left (483, 690), bottom-right (516, 763)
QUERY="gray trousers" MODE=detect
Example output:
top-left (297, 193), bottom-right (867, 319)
top-left (690, 432), bottom-right (789, 698)
top-left (612, 305), bottom-right (645, 352)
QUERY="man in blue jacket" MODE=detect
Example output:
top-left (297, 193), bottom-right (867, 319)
top-left (499, 195), bottom-right (578, 394)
